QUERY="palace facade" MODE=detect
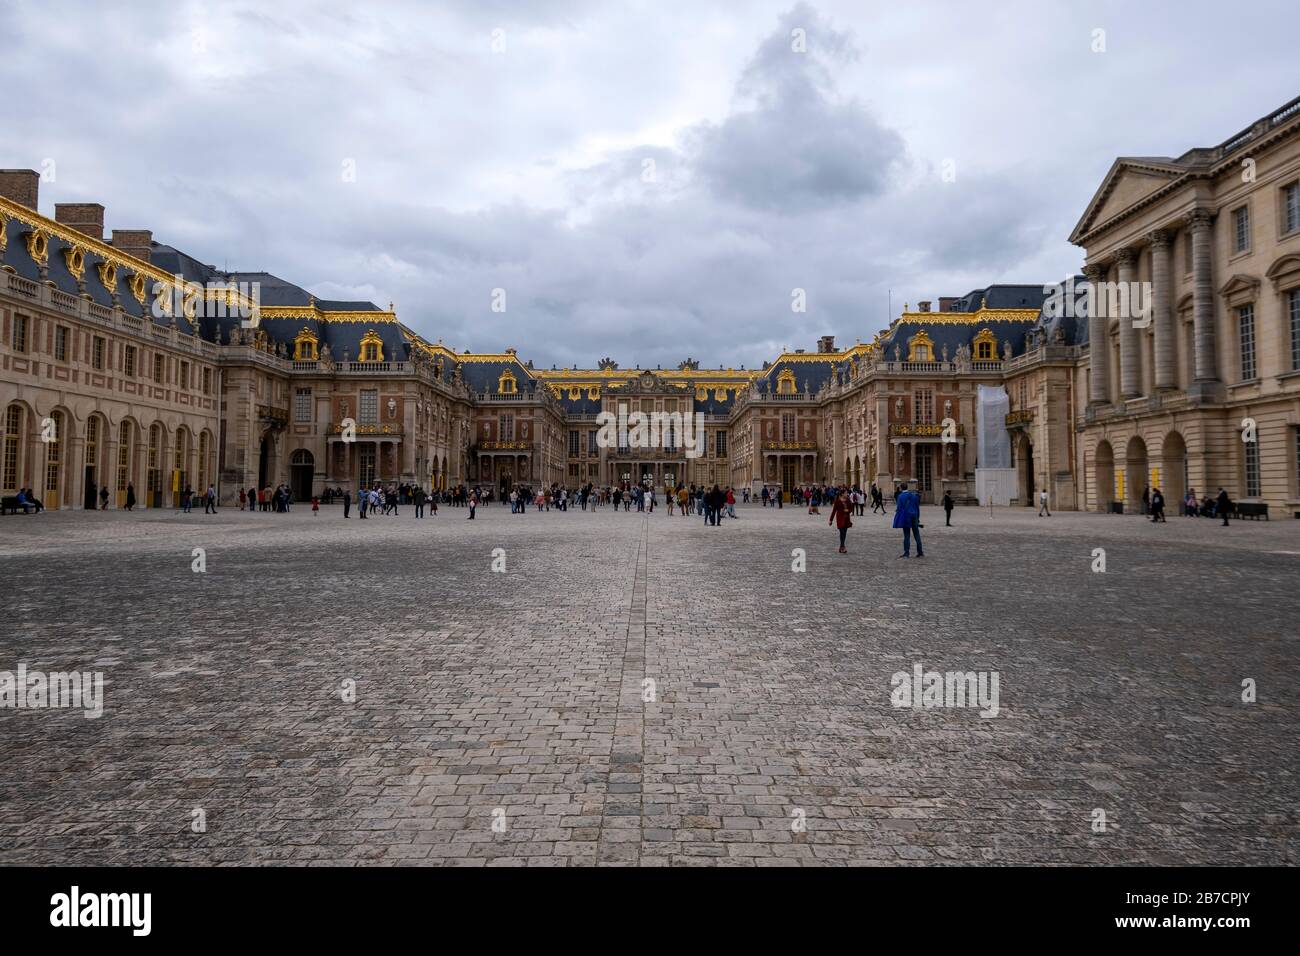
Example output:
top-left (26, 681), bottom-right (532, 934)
top-left (3, 95), bottom-right (1299, 515)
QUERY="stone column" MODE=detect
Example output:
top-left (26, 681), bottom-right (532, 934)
top-left (1189, 209), bottom-right (1220, 389)
top-left (1117, 249), bottom-right (1140, 399)
top-left (1085, 263), bottom-right (1110, 405)
top-left (1148, 229), bottom-right (1175, 390)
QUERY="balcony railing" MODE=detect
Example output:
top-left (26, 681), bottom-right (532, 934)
top-left (329, 422), bottom-right (402, 436)
top-left (887, 423), bottom-right (964, 438)
top-left (478, 440), bottom-right (532, 450)
top-left (1005, 409), bottom-right (1036, 426)
top-left (763, 440), bottom-right (817, 451)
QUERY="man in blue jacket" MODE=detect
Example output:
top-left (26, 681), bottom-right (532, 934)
top-left (893, 481), bottom-right (924, 558)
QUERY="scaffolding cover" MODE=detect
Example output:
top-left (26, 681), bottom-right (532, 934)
top-left (977, 384), bottom-right (1011, 469)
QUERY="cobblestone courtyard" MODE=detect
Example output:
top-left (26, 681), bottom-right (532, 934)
top-left (0, 503), bottom-right (1295, 866)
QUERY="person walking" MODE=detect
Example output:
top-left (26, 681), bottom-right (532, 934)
top-left (468, 491), bottom-right (478, 520)
top-left (829, 489), bottom-right (853, 553)
top-left (942, 491), bottom-right (954, 526)
top-left (343, 489), bottom-right (352, 518)
top-left (1217, 487), bottom-right (1231, 526)
top-left (1038, 488), bottom-right (1051, 517)
top-left (1150, 487), bottom-right (1166, 523)
top-left (893, 481), bottom-right (923, 558)
top-left (125, 483), bottom-right (136, 511)
top-left (238, 487), bottom-right (247, 511)
top-left (414, 486), bottom-right (425, 518)
top-left (1141, 485), bottom-right (1151, 516)
top-left (99, 485), bottom-right (109, 510)
top-left (311, 495), bottom-right (320, 516)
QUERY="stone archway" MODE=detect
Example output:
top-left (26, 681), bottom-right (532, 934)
top-left (290, 449), bottom-right (314, 501)
top-left (1160, 430), bottom-right (1188, 508)
top-left (1016, 433), bottom-right (1034, 507)
top-left (1125, 435), bottom-right (1149, 513)
top-left (1094, 440), bottom-right (1115, 512)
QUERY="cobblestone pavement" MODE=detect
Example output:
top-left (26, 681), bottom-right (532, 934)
top-left (0, 502), bottom-right (1296, 866)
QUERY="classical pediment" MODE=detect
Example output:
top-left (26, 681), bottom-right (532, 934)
top-left (1070, 159), bottom-right (1186, 245)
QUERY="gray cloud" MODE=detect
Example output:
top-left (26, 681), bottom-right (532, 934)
top-left (1, 0), bottom-right (1295, 370)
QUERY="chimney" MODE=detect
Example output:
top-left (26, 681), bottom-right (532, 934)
top-left (938, 296), bottom-right (957, 312)
top-left (818, 335), bottom-right (836, 353)
top-left (918, 300), bottom-right (932, 313)
top-left (55, 203), bottom-right (105, 241)
top-left (0, 169), bottom-right (40, 210)
top-left (111, 229), bottom-right (152, 264)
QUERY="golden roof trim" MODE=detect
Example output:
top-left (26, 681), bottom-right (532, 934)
top-left (892, 307), bottom-right (1041, 325)
top-left (259, 305), bottom-right (398, 323)
top-left (0, 195), bottom-right (257, 311)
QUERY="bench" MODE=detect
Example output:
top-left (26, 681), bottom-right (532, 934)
top-left (1233, 502), bottom-right (1269, 520)
top-left (1, 496), bottom-right (31, 515)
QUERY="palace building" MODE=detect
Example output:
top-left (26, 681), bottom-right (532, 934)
top-left (3, 94), bottom-right (1299, 515)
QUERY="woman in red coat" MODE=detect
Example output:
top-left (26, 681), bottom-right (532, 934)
top-left (829, 490), bottom-right (853, 553)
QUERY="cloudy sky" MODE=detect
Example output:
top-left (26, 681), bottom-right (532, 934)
top-left (3, 0), bottom-right (1296, 370)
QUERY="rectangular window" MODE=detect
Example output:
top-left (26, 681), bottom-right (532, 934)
top-left (295, 387), bottom-right (312, 423)
top-left (1183, 231), bottom-right (1193, 273)
top-left (1238, 304), bottom-right (1256, 381)
top-left (93, 336), bottom-right (105, 371)
top-left (1296, 427), bottom-right (1300, 497)
top-left (498, 414), bottom-right (514, 441)
top-left (1232, 205), bottom-right (1250, 253)
top-left (153, 353), bottom-right (165, 384)
top-left (1285, 182), bottom-right (1300, 235)
top-left (180, 360), bottom-right (190, 389)
top-left (1244, 439), bottom-right (1260, 498)
top-left (781, 413), bottom-right (795, 441)
top-left (915, 389), bottom-right (934, 424)
top-left (569, 429), bottom-right (579, 456)
top-left (124, 345), bottom-right (136, 377)
top-left (12, 314), bottom-right (27, 353)
top-left (359, 389), bottom-right (378, 424)
top-left (202, 367), bottom-right (212, 394)
top-left (715, 430), bottom-right (727, 457)
top-left (588, 430), bottom-right (597, 455)
top-left (55, 325), bottom-right (68, 362)
top-left (2, 405), bottom-right (20, 490)
top-left (1291, 290), bottom-right (1300, 372)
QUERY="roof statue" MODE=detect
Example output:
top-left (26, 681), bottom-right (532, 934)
top-left (678, 358), bottom-right (700, 371)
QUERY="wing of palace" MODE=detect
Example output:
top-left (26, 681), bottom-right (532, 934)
top-left (4, 95), bottom-right (1300, 513)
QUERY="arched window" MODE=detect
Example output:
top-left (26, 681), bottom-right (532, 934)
top-left (147, 424), bottom-right (163, 494)
top-left (85, 416), bottom-right (99, 469)
top-left (45, 411), bottom-right (63, 499)
top-left (198, 432), bottom-right (210, 489)
top-left (116, 421), bottom-right (132, 491)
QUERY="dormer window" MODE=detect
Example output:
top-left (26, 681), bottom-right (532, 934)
top-left (359, 330), bottom-right (384, 362)
top-left (498, 369), bottom-right (517, 393)
top-left (972, 327), bottom-right (998, 361)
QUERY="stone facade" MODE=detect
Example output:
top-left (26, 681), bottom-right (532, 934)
top-left (1071, 95), bottom-right (1300, 516)
top-left (5, 95), bottom-right (1300, 515)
